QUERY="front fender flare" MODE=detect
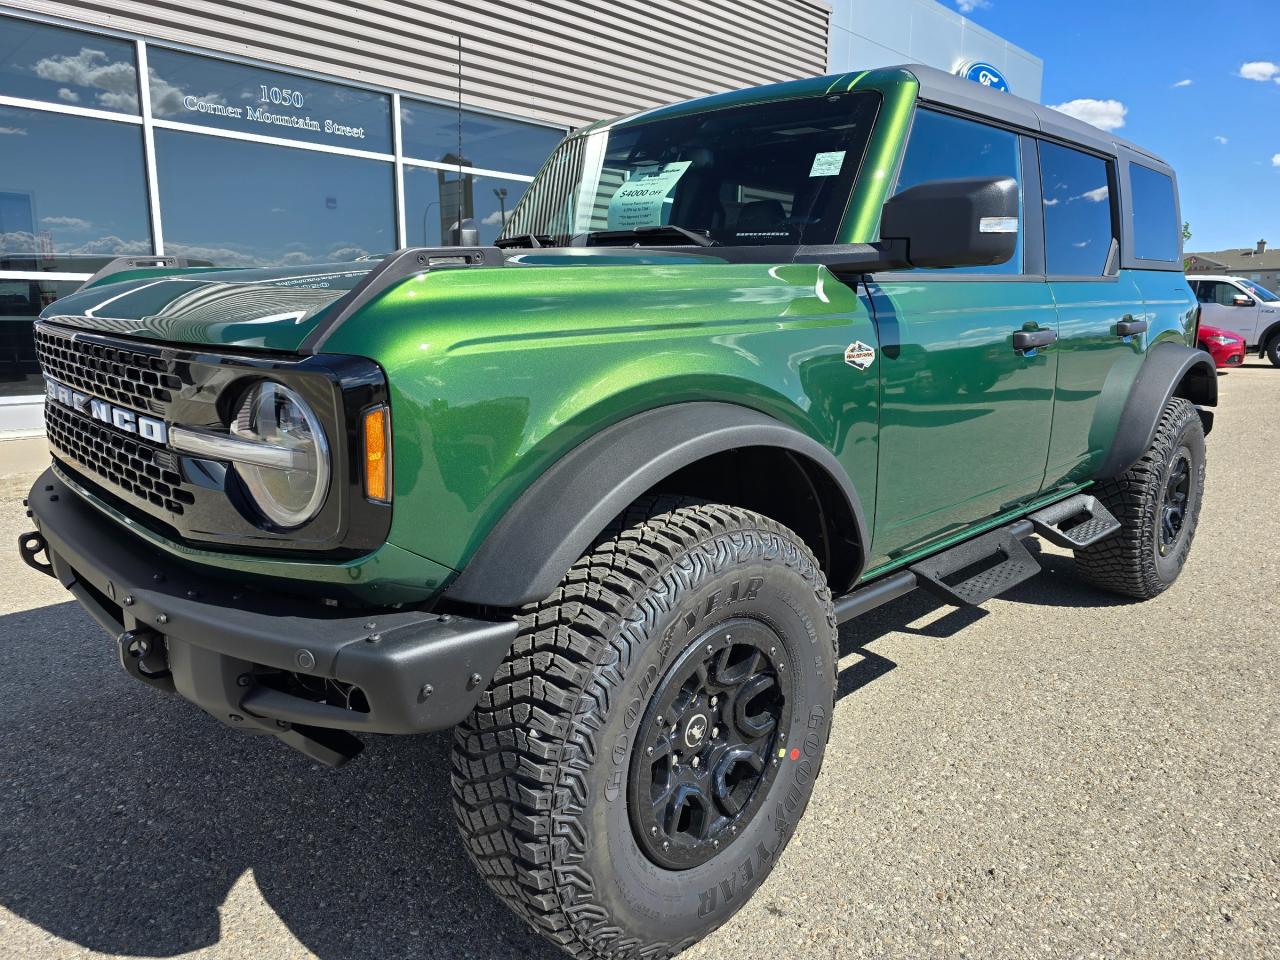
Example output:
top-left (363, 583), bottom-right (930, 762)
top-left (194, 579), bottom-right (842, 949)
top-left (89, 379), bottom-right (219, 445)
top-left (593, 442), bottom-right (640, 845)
top-left (1095, 342), bottom-right (1217, 480)
top-left (445, 402), bottom-right (867, 608)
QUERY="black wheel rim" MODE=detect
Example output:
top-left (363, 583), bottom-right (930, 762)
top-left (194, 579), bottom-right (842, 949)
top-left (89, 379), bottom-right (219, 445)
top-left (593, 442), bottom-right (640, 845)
top-left (1158, 449), bottom-right (1193, 555)
top-left (628, 618), bottom-right (792, 870)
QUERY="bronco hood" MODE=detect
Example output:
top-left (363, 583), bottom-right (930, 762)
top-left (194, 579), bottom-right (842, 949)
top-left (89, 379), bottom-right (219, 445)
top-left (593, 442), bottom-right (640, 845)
top-left (40, 247), bottom-right (733, 353)
top-left (39, 263), bottom-right (379, 353)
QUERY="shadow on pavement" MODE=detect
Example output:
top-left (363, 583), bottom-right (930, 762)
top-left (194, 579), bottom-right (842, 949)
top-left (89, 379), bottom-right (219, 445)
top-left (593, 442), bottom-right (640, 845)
top-left (834, 541), bottom-right (1134, 701)
top-left (0, 602), bottom-right (562, 960)
top-left (1, 550), bottom-right (1129, 955)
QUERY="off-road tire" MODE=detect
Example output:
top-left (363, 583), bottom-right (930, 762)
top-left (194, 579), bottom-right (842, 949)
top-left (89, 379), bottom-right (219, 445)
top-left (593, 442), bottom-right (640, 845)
top-left (1074, 397), bottom-right (1205, 599)
top-left (451, 497), bottom-right (838, 959)
top-left (1265, 332), bottom-right (1280, 368)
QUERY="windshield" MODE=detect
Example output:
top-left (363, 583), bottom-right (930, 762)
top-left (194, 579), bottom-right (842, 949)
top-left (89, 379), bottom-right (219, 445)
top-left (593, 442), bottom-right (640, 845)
top-left (1238, 279), bottom-right (1280, 302)
top-left (502, 91), bottom-right (879, 247)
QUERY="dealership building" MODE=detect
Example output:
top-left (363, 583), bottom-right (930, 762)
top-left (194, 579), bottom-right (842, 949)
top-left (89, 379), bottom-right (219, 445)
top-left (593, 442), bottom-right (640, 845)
top-left (0, 0), bottom-right (1041, 433)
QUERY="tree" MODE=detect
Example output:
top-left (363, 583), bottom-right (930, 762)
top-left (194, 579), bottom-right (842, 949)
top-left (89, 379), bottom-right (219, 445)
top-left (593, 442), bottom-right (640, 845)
top-left (1182, 221), bottom-right (1193, 242)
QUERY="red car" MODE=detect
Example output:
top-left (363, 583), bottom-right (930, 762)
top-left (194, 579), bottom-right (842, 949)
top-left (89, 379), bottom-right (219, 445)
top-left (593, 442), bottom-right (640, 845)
top-left (1198, 322), bottom-right (1246, 368)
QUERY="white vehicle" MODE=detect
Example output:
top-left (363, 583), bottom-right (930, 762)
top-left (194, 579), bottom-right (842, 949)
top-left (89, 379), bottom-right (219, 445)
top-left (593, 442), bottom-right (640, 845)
top-left (1188, 275), bottom-right (1280, 366)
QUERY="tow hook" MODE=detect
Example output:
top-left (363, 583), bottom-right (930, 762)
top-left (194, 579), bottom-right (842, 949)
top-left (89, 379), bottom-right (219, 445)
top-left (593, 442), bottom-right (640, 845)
top-left (117, 628), bottom-right (176, 693)
top-left (18, 530), bottom-right (54, 578)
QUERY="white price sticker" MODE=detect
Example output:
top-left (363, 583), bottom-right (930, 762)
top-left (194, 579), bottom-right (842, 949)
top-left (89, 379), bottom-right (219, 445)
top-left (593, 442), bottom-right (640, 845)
top-left (809, 150), bottom-right (846, 177)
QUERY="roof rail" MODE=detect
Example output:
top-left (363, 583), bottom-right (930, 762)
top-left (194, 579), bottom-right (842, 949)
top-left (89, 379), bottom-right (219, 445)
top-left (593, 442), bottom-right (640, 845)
top-left (301, 245), bottom-right (504, 353)
top-left (77, 255), bottom-right (213, 292)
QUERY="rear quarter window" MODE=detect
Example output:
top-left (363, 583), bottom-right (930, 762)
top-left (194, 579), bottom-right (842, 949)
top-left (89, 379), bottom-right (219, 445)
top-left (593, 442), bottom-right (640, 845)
top-left (1129, 164), bottom-right (1180, 262)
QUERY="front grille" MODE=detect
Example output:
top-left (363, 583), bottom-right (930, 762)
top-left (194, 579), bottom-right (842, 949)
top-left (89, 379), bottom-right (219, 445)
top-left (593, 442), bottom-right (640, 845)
top-left (32, 319), bottom-right (391, 557)
top-left (35, 325), bottom-right (181, 416)
top-left (45, 401), bottom-right (194, 514)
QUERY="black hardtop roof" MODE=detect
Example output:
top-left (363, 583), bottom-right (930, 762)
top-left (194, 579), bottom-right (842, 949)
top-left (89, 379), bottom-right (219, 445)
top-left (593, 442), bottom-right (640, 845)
top-left (899, 63), bottom-right (1169, 171)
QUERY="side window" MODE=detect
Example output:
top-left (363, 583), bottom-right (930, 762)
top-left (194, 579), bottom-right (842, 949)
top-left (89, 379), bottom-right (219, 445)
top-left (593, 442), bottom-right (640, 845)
top-left (891, 109), bottom-right (1023, 274)
top-left (1218, 283), bottom-right (1248, 307)
top-left (1039, 142), bottom-right (1116, 276)
top-left (1130, 163), bottom-right (1180, 262)
top-left (1197, 281), bottom-right (1242, 306)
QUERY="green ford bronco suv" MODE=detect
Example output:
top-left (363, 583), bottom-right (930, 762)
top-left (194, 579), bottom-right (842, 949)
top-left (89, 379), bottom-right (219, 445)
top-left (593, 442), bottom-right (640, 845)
top-left (21, 65), bottom-right (1215, 957)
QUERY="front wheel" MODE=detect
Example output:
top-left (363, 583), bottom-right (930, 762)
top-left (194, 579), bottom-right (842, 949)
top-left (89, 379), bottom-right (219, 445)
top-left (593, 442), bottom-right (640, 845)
top-left (1074, 397), bottom-right (1206, 599)
top-left (452, 499), bottom-right (837, 959)
top-left (1265, 332), bottom-right (1280, 368)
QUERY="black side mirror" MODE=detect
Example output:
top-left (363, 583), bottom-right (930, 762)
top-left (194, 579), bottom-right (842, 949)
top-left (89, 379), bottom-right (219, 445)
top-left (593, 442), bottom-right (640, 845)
top-left (880, 177), bottom-right (1019, 269)
top-left (793, 176), bottom-right (1020, 279)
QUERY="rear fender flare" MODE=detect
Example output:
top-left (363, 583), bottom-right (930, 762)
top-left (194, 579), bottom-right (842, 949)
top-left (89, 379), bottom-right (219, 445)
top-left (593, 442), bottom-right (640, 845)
top-left (1095, 342), bottom-right (1217, 479)
top-left (445, 402), bottom-right (867, 609)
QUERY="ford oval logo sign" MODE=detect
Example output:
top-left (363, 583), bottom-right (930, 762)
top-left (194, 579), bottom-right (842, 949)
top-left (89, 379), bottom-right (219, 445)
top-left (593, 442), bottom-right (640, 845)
top-left (960, 61), bottom-right (1010, 93)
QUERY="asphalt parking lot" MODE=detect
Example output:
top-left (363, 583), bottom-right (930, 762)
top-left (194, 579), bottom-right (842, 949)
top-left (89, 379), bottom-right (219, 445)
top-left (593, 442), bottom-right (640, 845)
top-left (1, 359), bottom-right (1276, 960)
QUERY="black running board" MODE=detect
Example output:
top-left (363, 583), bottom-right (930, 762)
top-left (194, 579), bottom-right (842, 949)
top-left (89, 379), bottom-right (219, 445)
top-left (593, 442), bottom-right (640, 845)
top-left (909, 520), bottom-right (1040, 606)
top-left (841, 493), bottom-right (1122, 623)
top-left (1027, 493), bottom-right (1120, 549)
top-left (830, 493), bottom-right (1123, 624)
top-left (835, 518), bottom-right (1039, 622)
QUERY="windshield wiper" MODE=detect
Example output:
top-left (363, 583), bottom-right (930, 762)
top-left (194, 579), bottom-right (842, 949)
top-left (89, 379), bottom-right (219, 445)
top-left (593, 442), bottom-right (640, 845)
top-left (494, 233), bottom-right (554, 249)
top-left (585, 225), bottom-right (717, 248)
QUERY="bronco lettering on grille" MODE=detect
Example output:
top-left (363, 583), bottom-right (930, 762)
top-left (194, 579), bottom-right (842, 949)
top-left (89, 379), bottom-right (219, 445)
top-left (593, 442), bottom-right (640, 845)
top-left (45, 377), bottom-right (169, 445)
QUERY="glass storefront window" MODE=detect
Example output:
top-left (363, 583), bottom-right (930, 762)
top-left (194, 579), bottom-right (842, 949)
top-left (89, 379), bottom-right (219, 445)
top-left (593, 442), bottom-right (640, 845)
top-left (147, 47), bottom-right (393, 154)
top-left (0, 14), bottom-right (139, 114)
top-left (0, 277), bottom-right (79, 396)
top-left (0, 106), bottom-right (152, 258)
top-left (401, 99), bottom-right (563, 176)
top-left (404, 166), bottom-right (527, 246)
top-left (154, 129), bottom-right (395, 266)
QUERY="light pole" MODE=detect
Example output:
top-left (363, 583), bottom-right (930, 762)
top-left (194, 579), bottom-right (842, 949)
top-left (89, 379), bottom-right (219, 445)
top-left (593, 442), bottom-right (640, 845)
top-left (421, 201), bottom-right (442, 245)
top-left (493, 187), bottom-right (508, 228)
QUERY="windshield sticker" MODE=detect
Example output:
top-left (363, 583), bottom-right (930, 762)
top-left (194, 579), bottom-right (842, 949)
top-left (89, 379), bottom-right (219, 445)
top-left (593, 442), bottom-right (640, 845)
top-left (809, 151), bottom-right (846, 177)
top-left (606, 161), bottom-right (692, 230)
top-left (844, 341), bottom-right (876, 370)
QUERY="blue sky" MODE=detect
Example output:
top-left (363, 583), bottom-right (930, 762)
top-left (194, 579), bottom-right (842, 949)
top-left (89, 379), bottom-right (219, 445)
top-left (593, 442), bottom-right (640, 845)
top-left (953, 0), bottom-right (1279, 253)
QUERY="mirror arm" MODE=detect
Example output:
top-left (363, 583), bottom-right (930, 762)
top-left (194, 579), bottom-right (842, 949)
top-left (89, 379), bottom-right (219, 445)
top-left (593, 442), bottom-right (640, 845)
top-left (793, 238), bottom-right (910, 280)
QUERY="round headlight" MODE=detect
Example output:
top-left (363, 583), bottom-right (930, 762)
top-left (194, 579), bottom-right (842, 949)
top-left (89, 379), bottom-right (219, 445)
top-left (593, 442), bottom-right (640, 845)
top-left (231, 381), bottom-right (330, 528)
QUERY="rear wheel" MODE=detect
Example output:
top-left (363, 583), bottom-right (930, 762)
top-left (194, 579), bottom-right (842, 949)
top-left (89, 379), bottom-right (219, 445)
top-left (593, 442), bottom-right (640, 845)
top-left (452, 498), bottom-right (837, 959)
top-left (1074, 397), bottom-right (1205, 599)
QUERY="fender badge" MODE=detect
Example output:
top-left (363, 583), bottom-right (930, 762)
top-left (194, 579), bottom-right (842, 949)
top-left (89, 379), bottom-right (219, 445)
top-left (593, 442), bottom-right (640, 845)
top-left (844, 341), bottom-right (876, 370)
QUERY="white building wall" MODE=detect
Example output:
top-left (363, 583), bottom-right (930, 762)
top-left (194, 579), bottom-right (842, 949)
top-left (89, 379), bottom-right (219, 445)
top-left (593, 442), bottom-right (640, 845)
top-left (827, 0), bottom-right (1043, 102)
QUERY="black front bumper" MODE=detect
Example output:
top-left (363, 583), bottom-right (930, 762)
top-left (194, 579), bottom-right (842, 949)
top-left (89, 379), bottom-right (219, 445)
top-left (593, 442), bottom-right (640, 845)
top-left (23, 468), bottom-right (517, 765)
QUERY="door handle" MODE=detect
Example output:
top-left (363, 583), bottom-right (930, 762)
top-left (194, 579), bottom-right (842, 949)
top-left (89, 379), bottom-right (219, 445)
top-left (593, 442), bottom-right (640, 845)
top-left (1012, 328), bottom-right (1057, 352)
top-left (1116, 317), bottom-right (1149, 337)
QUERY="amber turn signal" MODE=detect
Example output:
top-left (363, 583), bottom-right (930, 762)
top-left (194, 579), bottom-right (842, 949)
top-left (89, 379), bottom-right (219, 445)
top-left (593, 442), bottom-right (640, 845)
top-left (363, 405), bottom-right (390, 502)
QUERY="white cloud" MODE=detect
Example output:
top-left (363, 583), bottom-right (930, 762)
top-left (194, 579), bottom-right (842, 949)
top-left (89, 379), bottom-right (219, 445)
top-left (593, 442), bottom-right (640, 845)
top-left (1173, 79), bottom-right (1193, 88)
top-left (33, 47), bottom-right (138, 112)
top-left (1082, 186), bottom-right (1110, 203)
top-left (1049, 98), bottom-right (1128, 131)
top-left (0, 125), bottom-right (27, 136)
top-left (41, 216), bottom-right (93, 230)
top-left (955, 0), bottom-right (991, 12)
top-left (1043, 198), bottom-right (1061, 207)
top-left (1073, 240), bottom-right (1090, 248)
top-left (147, 69), bottom-right (226, 118)
top-left (57, 87), bottom-right (80, 103)
top-left (1239, 61), bottom-right (1280, 82)
top-left (1273, 154), bottom-right (1280, 168)
top-left (1214, 135), bottom-right (1229, 145)
top-left (326, 245), bottom-right (373, 261)
top-left (0, 231), bottom-right (151, 257)
top-left (481, 209), bottom-right (510, 226)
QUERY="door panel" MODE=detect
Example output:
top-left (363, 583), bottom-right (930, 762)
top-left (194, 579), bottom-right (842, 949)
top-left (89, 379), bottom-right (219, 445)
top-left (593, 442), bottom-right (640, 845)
top-left (1044, 275), bottom-right (1146, 482)
top-left (867, 280), bottom-right (1058, 565)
